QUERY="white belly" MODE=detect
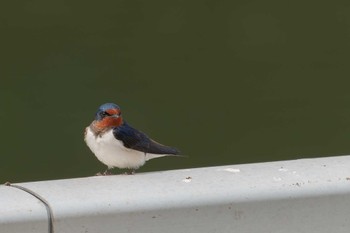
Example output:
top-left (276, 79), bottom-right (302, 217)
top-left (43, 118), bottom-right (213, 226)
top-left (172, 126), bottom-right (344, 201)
top-left (85, 127), bottom-right (168, 169)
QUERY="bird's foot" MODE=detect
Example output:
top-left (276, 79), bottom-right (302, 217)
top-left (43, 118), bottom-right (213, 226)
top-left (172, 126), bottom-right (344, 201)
top-left (124, 169), bottom-right (136, 175)
top-left (95, 169), bottom-right (113, 176)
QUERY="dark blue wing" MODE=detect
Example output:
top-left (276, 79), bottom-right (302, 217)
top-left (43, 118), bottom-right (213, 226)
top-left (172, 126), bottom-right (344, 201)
top-left (113, 122), bottom-right (180, 155)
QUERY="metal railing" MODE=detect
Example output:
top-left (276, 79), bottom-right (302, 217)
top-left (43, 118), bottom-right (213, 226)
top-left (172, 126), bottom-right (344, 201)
top-left (1, 155), bottom-right (350, 233)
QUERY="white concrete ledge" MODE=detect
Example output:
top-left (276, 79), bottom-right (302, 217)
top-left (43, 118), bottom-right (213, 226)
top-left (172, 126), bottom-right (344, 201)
top-left (1, 155), bottom-right (350, 233)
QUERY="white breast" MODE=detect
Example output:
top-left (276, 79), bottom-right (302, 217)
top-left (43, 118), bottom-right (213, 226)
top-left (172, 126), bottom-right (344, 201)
top-left (84, 127), bottom-right (168, 169)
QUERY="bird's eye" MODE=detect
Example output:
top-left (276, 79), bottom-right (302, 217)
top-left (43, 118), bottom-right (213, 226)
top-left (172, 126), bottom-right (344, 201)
top-left (101, 111), bottom-right (110, 116)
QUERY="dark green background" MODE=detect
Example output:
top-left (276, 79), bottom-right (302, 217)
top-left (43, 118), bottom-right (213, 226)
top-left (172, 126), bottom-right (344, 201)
top-left (1, 1), bottom-right (350, 183)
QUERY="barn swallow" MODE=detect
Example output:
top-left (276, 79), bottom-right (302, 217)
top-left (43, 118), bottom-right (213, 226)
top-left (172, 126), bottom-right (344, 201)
top-left (85, 103), bottom-right (180, 175)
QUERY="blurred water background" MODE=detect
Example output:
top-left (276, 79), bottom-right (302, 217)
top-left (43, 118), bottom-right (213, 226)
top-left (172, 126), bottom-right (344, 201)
top-left (1, 1), bottom-right (350, 182)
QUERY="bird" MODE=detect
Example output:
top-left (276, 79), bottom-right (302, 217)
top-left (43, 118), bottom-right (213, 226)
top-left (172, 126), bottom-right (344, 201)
top-left (84, 103), bottom-right (180, 175)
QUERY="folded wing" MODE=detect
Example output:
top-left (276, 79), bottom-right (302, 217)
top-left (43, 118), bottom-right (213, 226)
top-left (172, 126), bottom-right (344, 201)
top-left (113, 122), bottom-right (180, 155)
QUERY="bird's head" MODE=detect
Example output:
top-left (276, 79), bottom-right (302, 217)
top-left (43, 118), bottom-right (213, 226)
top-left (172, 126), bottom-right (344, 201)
top-left (93, 103), bottom-right (123, 130)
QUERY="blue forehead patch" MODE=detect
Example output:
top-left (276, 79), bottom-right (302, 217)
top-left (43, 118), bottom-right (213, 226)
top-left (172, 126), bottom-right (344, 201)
top-left (98, 103), bottom-right (120, 111)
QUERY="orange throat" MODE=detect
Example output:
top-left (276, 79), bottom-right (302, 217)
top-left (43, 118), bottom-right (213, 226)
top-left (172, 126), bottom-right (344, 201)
top-left (91, 117), bottom-right (123, 134)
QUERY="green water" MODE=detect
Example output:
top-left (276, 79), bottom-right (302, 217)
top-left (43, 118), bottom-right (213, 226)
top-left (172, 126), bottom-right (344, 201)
top-left (1, 1), bottom-right (350, 183)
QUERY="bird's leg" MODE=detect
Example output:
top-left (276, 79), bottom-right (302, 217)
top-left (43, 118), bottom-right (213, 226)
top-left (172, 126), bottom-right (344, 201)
top-left (103, 167), bottom-right (113, 175)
